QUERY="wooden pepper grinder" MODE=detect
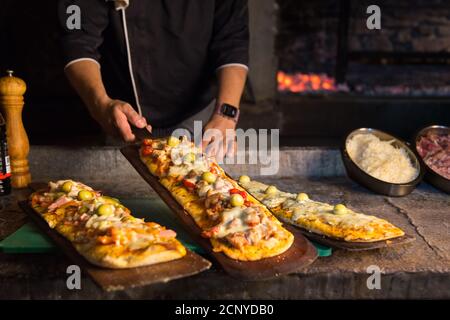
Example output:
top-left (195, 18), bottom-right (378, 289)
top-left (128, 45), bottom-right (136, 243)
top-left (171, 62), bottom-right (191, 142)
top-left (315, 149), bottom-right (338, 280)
top-left (0, 70), bottom-right (31, 188)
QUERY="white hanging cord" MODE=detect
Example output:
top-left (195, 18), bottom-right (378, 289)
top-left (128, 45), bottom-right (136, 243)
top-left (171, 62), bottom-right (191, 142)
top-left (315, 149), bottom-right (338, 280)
top-left (120, 8), bottom-right (142, 115)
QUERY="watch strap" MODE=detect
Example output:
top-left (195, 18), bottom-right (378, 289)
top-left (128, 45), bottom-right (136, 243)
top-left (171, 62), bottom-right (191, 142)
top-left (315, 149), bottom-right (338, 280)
top-left (214, 103), bottom-right (240, 123)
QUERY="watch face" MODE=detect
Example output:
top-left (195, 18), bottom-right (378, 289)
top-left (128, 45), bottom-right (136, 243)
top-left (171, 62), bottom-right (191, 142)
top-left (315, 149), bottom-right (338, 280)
top-left (221, 104), bottom-right (238, 118)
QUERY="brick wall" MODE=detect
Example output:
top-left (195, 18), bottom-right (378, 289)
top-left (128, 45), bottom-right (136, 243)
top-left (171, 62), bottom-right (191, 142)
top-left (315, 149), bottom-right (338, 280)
top-left (276, 0), bottom-right (450, 95)
top-left (276, 0), bottom-right (339, 73)
top-left (349, 0), bottom-right (450, 52)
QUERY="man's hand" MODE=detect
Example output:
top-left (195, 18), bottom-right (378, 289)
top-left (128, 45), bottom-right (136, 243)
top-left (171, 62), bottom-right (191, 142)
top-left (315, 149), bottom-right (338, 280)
top-left (202, 65), bottom-right (247, 159)
top-left (92, 98), bottom-right (151, 142)
top-left (202, 114), bottom-right (236, 161)
top-left (64, 60), bottom-right (151, 143)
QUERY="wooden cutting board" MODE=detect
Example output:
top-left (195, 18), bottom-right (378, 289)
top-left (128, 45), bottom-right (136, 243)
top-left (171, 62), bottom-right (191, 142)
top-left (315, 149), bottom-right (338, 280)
top-left (294, 227), bottom-right (415, 251)
top-left (18, 201), bottom-right (211, 292)
top-left (232, 184), bottom-right (415, 251)
top-left (121, 145), bottom-right (318, 281)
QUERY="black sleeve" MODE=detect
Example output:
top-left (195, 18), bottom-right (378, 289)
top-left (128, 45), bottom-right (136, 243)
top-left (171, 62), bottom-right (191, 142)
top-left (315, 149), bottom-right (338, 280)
top-left (209, 0), bottom-right (250, 70)
top-left (57, 0), bottom-right (110, 66)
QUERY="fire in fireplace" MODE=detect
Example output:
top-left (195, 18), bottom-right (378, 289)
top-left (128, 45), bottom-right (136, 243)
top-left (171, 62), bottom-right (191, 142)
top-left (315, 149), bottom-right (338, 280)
top-left (277, 71), bottom-right (350, 94)
top-left (276, 0), bottom-right (450, 97)
top-left (277, 72), bottom-right (335, 93)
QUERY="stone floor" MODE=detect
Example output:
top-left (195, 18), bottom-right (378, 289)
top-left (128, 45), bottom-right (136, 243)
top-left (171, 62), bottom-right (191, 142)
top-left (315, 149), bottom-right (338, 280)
top-left (0, 146), bottom-right (449, 299)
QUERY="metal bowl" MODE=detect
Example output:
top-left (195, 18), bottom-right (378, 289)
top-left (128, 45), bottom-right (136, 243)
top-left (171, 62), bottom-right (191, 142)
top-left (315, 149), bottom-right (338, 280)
top-left (413, 125), bottom-right (450, 194)
top-left (341, 128), bottom-right (424, 197)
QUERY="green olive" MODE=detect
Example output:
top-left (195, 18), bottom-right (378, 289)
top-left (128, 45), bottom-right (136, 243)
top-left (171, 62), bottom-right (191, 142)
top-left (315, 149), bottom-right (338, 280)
top-left (61, 181), bottom-right (73, 193)
top-left (79, 206), bottom-right (89, 214)
top-left (230, 194), bottom-right (245, 207)
top-left (167, 136), bottom-right (180, 147)
top-left (54, 192), bottom-right (65, 199)
top-left (238, 175), bottom-right (251, 184)
top-left (78, 190), bottom-right (94, 201)
top-left (99, 196), bottom-right (120, 205)
top-left (184, 152), bottom-right (196, 163)
top-left (296, 193), bottom-right (309, 201)
top-left (265, 185), bottom-right (278, 195)
top-left (97, 204), bottom-right (115, 216)
top-left (333, 204), bottom-right (347, 215)
top-left (202, 171), bottom-right (217, 184)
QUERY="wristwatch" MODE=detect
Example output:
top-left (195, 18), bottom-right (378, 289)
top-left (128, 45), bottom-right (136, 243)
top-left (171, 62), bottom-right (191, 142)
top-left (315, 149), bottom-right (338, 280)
top-left (215, 103), bottom-right (240, 123)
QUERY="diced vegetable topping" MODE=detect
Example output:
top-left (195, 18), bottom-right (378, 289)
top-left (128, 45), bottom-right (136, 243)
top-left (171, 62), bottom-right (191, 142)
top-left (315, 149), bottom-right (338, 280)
top-left (229, 188), bottom-right (247, 200)
top-left (141, 146), bottom-right (153, 156)
top-left (55, 192), bottom-right (65, 199)
top-left (183, 179), bottom-right (196, 189)
top-left (142, 138), bottom-right (152, 146)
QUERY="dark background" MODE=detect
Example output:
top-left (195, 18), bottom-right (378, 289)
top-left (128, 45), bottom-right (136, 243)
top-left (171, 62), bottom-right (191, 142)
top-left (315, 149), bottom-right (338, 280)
top-left (0, 0), bottom-right (449, 146)
top-left (0, 0), bottom-right (103, 145)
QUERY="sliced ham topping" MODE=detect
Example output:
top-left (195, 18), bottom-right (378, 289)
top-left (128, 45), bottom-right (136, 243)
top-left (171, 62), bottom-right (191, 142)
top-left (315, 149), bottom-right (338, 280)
top-left (417, 132), bottom-right (450, 179)
top-left (226, 233), bottom-right (249, 249)
top-left (48, 196), bottom-right (74, 211)
top-left (159, 229), bottom-right (177, 238)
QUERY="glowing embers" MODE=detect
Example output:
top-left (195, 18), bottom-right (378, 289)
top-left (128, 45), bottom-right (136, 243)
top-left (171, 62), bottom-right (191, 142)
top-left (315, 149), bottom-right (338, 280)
top-left (277, 71), bottom-right (337, 93)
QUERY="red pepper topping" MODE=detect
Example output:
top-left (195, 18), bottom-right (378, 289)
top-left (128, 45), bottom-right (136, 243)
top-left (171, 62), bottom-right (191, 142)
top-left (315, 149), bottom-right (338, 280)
top-left (182, 179), bottom-right (196, 189)
top-left (229, 188), bottom-right (247, 199)
top-left (142, 139), bottom-right (153, 146)
top-left (210, 163), bottom-right (220, 174)
top-left (244, 200), bottom-right (252, 207)
top-left (141, 146), bottom-right (153, 156)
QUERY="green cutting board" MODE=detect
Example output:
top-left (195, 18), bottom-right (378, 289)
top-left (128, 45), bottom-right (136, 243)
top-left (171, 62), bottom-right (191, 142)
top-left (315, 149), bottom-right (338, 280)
top-left (0, 198), bottom-right (332, 257)
top-left (0, 222), bottom-right (55, 253)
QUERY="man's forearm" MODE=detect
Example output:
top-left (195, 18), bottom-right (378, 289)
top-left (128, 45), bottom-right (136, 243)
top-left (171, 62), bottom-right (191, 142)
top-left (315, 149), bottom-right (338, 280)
top-left (202, 66), bottom-right (248, 156)
top-left (64, 60), bottom-right (110, 120)
top-left (216, 66), bottom-right (248, 108)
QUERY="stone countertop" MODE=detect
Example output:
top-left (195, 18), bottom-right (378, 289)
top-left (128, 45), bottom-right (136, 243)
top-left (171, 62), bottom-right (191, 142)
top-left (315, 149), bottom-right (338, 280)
top-left (0, 146), bottom-right (449, 299)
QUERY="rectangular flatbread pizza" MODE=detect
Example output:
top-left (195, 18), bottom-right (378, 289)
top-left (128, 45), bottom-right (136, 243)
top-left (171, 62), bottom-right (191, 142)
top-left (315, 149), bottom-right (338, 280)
top-left (29, 180), bottom-right (186, 268)
top-left (139, 136), bottom-right (294, 261)
top-left (237, 177), bottom-right (405, 242)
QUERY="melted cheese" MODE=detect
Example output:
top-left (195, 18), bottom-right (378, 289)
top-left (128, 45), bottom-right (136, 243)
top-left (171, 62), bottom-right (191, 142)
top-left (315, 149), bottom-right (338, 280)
top-left (214, 207), bottom-right (252, 238)
top-left (239, 179), bottom-right (405, 242)
top-left (144, 139), bottom-right (290, 252)
top-left (49, 180), bottom-right (94, 198)
top-left (240, 180), bottom-right (295, 208)
top-left (283, 198), bottom-right (379, 229)
top-left (212, 178), bottom-right (234, 196)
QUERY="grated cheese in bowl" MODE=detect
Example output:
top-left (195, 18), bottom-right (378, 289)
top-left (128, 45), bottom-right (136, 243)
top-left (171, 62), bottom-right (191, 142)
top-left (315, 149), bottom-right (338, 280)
top-left (346, 133), bottom-right (419, 184)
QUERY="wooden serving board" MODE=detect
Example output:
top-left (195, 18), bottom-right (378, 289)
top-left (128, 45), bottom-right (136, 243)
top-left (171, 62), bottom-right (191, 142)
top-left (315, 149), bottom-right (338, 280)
top-left (18, 201), bottom-right (212, 292)
top-left (121, 145), bottom-right (318, 281)
top-left (294, 227), bottom-right (415, 251)
top-left (234, 182), bottom-right (416, 251)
